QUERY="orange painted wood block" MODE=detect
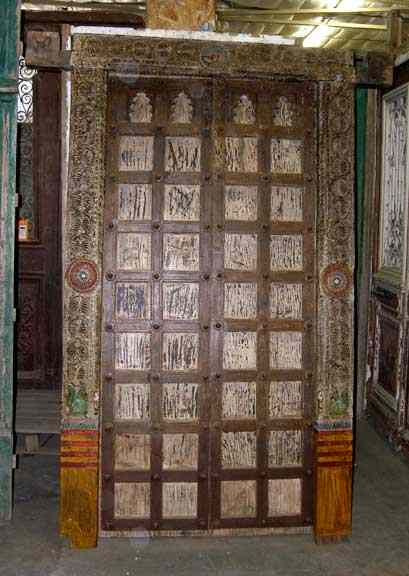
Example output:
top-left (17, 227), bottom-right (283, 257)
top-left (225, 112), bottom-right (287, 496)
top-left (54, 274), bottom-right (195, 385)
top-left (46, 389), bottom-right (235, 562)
top-left (314, 429), bottom-right (353, 543)
top-left (147, 0), bottom-right (215, 31)
top-left (60, 430), bottom-right (99, 548)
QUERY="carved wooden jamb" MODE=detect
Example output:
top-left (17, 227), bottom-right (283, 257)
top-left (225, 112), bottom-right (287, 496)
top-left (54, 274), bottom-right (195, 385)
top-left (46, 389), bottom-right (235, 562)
top-left (63, 34), bottom-right (355, 546)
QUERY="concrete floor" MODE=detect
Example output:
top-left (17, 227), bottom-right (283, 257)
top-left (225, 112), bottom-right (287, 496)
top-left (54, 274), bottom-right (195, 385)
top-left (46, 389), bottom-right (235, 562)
top-left (1, 417), bottom-right (409, 576)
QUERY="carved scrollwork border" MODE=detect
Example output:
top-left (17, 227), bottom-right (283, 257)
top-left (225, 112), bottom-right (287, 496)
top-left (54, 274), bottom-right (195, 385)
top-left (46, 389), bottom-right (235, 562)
top-left (72, 34), bottom-right (357, 83)
top-left (63, 68), bottom-right (107, 423)
top-left (316, 81), bottom-right (355, 426)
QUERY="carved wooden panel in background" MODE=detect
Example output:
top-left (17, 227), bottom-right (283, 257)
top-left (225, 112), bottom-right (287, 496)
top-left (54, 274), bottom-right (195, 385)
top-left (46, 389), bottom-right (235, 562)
top-left (268, 430), bottom-right (303, 467)
top-left (268, 479), bottom-right (301, 516)
top-left (269, 381), bottom-right (303, 418)
top-left (163, 282), bottom-right (199, 320)
top-left (162, 483), bottom-right (197, 518)
top-left (225, 234), bottom-right (257, 271)
top-left (116, 283), bottom-right (151, 320)
top-left (115, 333), bottom-right (151, 370)
top-left (224, 283), bottom-right (257, 319)
top-left (271, 139), bottom-right (302, 174)
top-left (225, 137), bottom-right (258, 172)
top-left (270, 332), bottom-right (303, 370)
top-left (221, 481), bottom-right (257, 518)
top-left (223, 332), bottom-right (257, 370)
top-left (225, 185), bottom-right (258, 221)
top-left (119, 136), bottom-right (154, 171)
top-left (222, 382), bottom-right (257, 419)
top-left (164, 185), bottom-right (200, 221)
top-left (165, 137), bottom-right (201, 172)
top-left (163, 234), bottom-right (200, 271)
top-left (222, 431), bottom-right (257, 469)
top-left (162, 382), bottom-right (199, 421)
top-left (115, 434), bottom-right (151, 470)
top-left (381, 88), bottom-right (407, 270)
top-left (270, 283), bottom-right (302, 319)
top-left (163, 434), bottom-right (198, 470)
top-left (271, 186), bottom-right (303, 222)
top-left (270, 235), bottom-right (303, 272)
top-left (118, 184), bottom-right (152, 221)
top-left (162, 333), bottom-right (199, 371)
top-left (115, 483), bottom-right (150, 518)
top-left (115, 383), bottom-right (150, 420)
top-left (117, 233), bottom-right (151, 271)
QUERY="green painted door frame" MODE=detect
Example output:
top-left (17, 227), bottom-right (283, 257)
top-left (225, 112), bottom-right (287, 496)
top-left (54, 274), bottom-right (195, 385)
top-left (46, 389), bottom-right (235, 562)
top-left (0, 0), bottom-right (20, 522)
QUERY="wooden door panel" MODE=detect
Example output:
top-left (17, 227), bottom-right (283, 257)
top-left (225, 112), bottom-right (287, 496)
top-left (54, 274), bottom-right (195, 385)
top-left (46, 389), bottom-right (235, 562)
top-left (102, 77), bottom-right (212, 532)
top-left (102, 76), bottom-right (315, 533)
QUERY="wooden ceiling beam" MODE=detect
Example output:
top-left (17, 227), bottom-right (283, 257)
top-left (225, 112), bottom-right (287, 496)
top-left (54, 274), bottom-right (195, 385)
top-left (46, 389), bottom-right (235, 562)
top-left (218, 14), bottom-right (387, 31)
top-left (218, 7), bottom-right (390, 16)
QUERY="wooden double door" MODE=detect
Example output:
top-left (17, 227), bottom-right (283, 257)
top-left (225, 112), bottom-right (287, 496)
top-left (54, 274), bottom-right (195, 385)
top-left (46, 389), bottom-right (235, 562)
top-left (101, 75), bottom-right (316, 532)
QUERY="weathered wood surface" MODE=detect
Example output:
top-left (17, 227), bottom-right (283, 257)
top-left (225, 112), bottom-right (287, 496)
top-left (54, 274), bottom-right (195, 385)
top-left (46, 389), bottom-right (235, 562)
top-left (0, 0), bottom-right (19, 523)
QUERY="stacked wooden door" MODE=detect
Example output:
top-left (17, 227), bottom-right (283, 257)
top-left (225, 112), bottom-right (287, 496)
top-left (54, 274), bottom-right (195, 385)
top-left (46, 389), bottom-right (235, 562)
top-left (102, 76), bottom-right (315, 532)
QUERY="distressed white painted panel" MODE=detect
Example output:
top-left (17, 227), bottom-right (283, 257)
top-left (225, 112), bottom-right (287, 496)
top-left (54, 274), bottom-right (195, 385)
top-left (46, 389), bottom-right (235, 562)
top-left (119, 136), bottom-right (154, 171)
top-left (163, 282), bottom-right (199, 320)
top-left (162, 483), bottom-right (197, 518)
top-left (116, 282), bottom-right (151, 320)
top-left (117, 233), bottom-right (151, 271)
top-left (165, 137), bottom-right (201, 172)
top-left (270, 283), bottom-right (302, 319)
top-left (271, 139), bottom-right (302, 174)
top-left (381, 91), bottom-right (407, 269)
top-left (271, 186), bottom-right (303, 222)
top-left (163, 433), bottom-right (198, 470)
top-left (233, 95), bottom-right (256, 125)
top-left (170, 92), bottom-right (193, 124)
top-left (269, 381), bottom-right (303, 418)
top-left (270, 332), bottom-right (302, 370)
top-left (115, 483), bottom-right (150, 518)
top-left (162, 382), bottom-right (199, 421)
top-left (268, 430), bottom-right (303, 467)
top-left (225, 186), bottom-right (258, 221)
top-left (222, 431), bottom-right (257, 469)
top-left (224, 283), bottom-right (257, 320)
top-left (221, 481), bottom-right (257, 518)
top-left (118, 184), bottom-right (152, 220)
top-left (268, 478), bottom-right (302, 517)
top-left (115, 434), bottom-right (151, 470)
top-left (225, 137), bottom-right (258, 172)
top-left (129, 92), bottom-right (153, 123)
top-left (270, 235), bottom-right (303, 271)
top-left (273, 96), bottom-right (295, 127)
top-left (222, 382), bottom-right (257, 419)
top-left (223, 332), bottom-right (257, 370)
top-left (116, 333), bottom-right (151, 371)
top-left (164, 185), bottom-right (200, 221)
top-left (115, 383), bottom-right (150, 420)
top-left (163, 234), bottom-right (200, 271)
top-left (162, 333), bottom-right (199, 371)
top-left (225, 233), bottom-right (257, 271)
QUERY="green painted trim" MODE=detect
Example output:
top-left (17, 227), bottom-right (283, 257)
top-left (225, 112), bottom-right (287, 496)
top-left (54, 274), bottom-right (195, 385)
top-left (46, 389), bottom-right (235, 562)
top-left (356, 87), bottom-right (367, 293)
top-left (0, 0), bottom-right (19, 523)
top-left (0, 94), bottom-right (17, 523)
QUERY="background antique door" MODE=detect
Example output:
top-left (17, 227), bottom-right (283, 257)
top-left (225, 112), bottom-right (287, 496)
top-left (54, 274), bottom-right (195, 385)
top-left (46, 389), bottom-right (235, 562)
top-left (101, 76), bottom-right (315, 532)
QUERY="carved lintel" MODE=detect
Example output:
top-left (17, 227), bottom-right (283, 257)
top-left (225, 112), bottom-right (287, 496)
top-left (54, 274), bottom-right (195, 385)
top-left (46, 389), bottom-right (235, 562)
top-left (313, 429), bottom-right (353, 543)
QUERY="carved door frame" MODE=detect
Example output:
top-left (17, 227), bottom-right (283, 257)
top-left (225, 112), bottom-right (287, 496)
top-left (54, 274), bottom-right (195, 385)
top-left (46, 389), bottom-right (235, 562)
top-left (61, 34), bottom-right (358, 547)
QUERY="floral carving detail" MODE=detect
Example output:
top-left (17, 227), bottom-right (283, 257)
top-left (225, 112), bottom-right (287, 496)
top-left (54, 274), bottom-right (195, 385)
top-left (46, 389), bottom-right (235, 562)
top-left (321, 263), bottom-right (352, 299)
top-left (171, 92), bottom-right (193, 124)
top-left (233, 95), bottom-right (255, 125)
top-left (129, 92), bottom-right (153, 123)
top-left (66, 259), bottom-right (99, 294)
